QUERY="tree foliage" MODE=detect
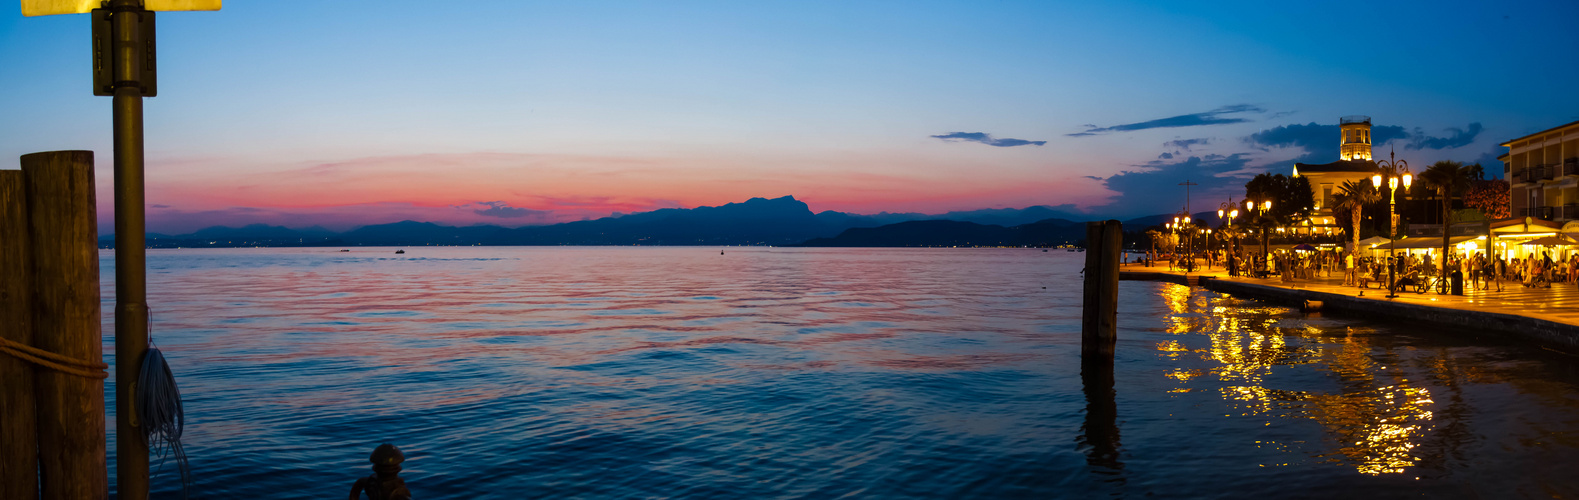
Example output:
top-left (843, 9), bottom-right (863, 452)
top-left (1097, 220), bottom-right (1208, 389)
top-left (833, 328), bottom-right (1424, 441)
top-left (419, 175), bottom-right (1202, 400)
top-left (1243, 173), bottom-right (1314, 223)
top-left (1419, 160), bottom-right (1475, 282)
top-left (1333, 180), bottom-right (1380, 251)
top-left (1464, 178), bottom-right (1511, 220)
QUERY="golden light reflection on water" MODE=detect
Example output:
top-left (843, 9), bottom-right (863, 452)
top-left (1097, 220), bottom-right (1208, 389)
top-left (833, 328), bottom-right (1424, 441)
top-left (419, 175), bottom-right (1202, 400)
top-left (1154, 283), bottom-right (1439, 476)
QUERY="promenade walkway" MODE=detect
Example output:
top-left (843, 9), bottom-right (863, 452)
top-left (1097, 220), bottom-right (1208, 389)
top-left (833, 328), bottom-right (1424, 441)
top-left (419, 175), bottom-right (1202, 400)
top-left (1118, 260), bottom-right (1579, 348)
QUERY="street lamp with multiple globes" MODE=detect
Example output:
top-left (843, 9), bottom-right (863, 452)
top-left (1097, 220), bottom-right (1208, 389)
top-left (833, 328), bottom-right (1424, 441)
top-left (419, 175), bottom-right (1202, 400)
top-left (1371, 156), bottom-right (1411, 298)
top-left (1171, 208), bottom-right (1194, 272)
top-left (1201, 227), bottom-right (1213, 269)
top-left (1219, 199), bottom-right (1240, 275)
top-left (1244, 198), bottom-right (1273, 275)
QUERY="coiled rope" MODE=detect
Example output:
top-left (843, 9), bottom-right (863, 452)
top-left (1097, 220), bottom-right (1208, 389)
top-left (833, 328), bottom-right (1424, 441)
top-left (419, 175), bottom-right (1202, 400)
top-left (138, 344), bottom-right (192, 498)
top-left (3, 317), bottom-right (190, 496)
top-left (0, 335), bottom-right (108, 379)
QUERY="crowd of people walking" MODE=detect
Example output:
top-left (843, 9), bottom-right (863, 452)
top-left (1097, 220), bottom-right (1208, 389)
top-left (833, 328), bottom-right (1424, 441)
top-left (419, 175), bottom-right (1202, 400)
top-left (1146, 245), bottom-right (1579, 293)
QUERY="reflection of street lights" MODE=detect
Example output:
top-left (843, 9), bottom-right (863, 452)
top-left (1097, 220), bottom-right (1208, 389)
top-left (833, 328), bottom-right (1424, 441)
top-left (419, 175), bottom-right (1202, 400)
top-left (1372, 157), bottom-right (1412, 298)
top-left (1245, 198), bottom-right (1273, 275)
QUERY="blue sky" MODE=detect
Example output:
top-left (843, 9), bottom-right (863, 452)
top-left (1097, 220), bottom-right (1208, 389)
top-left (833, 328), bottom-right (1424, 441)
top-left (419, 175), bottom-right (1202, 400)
top-left (2, 0), bottom-right (1576, 232)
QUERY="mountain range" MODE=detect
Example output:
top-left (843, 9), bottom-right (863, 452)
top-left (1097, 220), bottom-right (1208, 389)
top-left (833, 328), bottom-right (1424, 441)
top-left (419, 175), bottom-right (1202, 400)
top-left (101, 196), bottom-right (1173, 248)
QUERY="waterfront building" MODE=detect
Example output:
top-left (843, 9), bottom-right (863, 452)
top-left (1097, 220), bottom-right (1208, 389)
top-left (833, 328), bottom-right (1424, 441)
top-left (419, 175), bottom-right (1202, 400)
top-left (1503, 120), bottom-right (1579, 223)
top-left (1293, 116), bottom-right (1382, 235)
top-left (1497, 120), bottom-right (1579, 260)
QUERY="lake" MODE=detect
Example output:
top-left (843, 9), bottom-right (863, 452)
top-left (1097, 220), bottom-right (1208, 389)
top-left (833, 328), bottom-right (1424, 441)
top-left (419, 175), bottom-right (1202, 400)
top-left (93, 246), bottom-right (1579, 498)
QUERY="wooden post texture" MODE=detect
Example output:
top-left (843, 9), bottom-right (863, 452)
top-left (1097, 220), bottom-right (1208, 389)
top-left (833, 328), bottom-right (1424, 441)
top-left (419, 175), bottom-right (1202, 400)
top-left (23, 151), bottom-right (109, 499)
top-left (1082, 220), bottom-right (1122, 358)
top-left (1, 169), bottom-right (39, 499)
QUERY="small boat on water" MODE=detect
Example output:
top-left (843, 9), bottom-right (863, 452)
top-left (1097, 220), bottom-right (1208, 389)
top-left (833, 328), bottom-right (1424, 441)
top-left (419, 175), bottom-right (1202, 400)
top-left (340, 249), bottom-right (350, 252)
top-left (395, 249), bottom-right (405, 254)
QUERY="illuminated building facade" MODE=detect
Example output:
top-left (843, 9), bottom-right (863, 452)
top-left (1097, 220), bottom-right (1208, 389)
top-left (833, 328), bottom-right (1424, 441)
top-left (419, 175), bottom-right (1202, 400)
top-left (1503, 120), bottom-right (1579, 222)
top-left (1292, 116), bottom-right (1382, 234)
top-left (1339, 115), bottom-right (1373, 161)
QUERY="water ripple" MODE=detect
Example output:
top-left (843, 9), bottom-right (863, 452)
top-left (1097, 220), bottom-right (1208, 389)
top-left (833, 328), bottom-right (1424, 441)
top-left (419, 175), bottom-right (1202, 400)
top-left (88, 247), bottom-right (1579, 498)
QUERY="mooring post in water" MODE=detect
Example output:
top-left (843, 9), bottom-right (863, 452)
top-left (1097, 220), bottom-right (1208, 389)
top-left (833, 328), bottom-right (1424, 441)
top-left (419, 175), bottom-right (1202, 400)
top-left (23, 151), bottom-right (109, 499)
top-left (0, 170), bottom-right (39, 500)
top-left (350, 443), bottom-right (412, 500)
top-left (1082, 220), bottom-right (1121, 358)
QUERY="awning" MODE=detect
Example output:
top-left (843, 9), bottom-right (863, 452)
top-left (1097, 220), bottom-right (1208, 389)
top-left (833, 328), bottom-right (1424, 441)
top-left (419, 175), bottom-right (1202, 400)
top-left (1358, 236), bottom-right (1392, 246)
top-left (1382, 236), bottom-right (1479, 249)
top-left (1491, 217), bottom-right (1562, 235)
top-left (1521, 235), bottom-right (1579, 246)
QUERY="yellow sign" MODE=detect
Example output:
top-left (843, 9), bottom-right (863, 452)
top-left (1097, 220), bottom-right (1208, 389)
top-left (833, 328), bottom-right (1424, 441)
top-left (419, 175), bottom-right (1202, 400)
top-left (22, 0), bottom-right (219, 17)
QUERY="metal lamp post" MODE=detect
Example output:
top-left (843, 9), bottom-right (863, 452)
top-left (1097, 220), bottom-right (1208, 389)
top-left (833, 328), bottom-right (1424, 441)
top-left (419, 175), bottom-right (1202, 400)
top-left (1166, 221), bottom-right (1177, 270)
top-left (1245, 199), bottom-right (1272, 275)
top-left (1202, 228), bottom-right (1213, 270)
top-left (1372, 158), bottom-right (1412, 298)
top-left (21, 2), bottom-right (220, 499)
top-left (1219, 200), bottom-right (1239, 276)
top-left (1173, 210), bottom-right (1194, 272)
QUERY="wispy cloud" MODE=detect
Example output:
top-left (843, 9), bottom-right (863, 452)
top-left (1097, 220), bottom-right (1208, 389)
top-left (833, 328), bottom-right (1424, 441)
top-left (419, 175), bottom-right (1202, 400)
top-left (1244, 122), bottom-right (1408, 159)
top-left (1406, 123), bottom-right (1483, 150)
top-left (931, 132), bottom-right (1047, 147)
top-left (1087, 154), bottom-right (1253, 217)
top-left (466, 201), bottom-right (546, 218)
top-left (1166, 138), bottom-right (1211, 151)
top-left (1070, 105), bottom-right (1264, 137)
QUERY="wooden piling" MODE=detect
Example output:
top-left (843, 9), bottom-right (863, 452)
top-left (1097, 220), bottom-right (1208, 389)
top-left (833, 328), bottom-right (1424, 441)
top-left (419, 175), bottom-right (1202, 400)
top-left (0, 170), bottom-right (39, 500)
top-left (23, 151), bottom-right (108, 499)
top-left (1082, 220), bottom-right (1121, 358)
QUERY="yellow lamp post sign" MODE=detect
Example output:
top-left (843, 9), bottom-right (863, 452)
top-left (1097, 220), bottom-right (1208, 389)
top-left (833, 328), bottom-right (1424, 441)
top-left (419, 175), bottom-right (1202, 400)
top-left (22, 0), bottom-right (217, 16)
top-left (20, 1), bottom-right (218, 499)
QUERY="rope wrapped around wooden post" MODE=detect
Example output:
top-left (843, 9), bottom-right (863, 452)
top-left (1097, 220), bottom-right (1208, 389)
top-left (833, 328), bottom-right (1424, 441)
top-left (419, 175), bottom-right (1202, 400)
top-left (0, 336), bottom-right (108, 379)
top-left (349, 443), bottom-right (411, 500)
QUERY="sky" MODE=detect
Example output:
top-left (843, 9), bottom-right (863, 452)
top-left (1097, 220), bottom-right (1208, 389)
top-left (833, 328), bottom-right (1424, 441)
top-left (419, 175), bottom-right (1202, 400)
top-left (2, 0), bottom-right (1577, 234)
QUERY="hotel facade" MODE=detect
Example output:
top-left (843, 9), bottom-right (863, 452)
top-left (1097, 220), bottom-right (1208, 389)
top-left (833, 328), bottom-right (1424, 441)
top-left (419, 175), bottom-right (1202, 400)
top-left (1503, 120), bottom-right (1579, 222)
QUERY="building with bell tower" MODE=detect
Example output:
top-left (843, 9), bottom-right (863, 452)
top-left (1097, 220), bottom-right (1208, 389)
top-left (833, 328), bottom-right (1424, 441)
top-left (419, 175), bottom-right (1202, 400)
top-left (1291, 116), bottom-right (1382, 235)
top-left (1339, 115), bottom-right (1372, 161)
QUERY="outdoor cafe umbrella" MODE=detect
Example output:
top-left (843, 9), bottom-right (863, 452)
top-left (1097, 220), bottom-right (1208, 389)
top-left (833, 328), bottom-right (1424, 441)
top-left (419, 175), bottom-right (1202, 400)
top-left (1293, 244), bottom-right (1316, 251)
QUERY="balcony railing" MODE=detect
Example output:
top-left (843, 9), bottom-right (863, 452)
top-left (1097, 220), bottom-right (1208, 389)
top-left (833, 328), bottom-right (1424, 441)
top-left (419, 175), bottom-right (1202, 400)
top-left (1509, 163), bottom-right (1579, 182)
top-left (1522, 206), bottom-right (1554, 220)
top-left (1521, 166), bottom-right (1543, 183)
top-left (1521, 205), bottom-right (1579, 221)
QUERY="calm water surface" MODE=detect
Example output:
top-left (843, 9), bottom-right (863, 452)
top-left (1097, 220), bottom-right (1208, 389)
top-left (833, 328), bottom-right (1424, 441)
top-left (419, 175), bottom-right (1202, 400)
top-left (95, 247), bottom-right (1579, 498)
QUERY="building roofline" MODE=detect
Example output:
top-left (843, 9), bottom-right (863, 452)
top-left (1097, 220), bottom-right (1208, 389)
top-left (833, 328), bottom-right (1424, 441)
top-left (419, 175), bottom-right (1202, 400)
top-left (1293, 159), bottom-right (1379, 173)
top-left (1500, 119), bottom-right (1579, 147)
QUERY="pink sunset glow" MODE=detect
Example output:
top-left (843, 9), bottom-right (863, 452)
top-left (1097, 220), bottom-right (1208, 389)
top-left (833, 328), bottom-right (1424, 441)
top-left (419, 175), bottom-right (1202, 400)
top-left (103, 150), bottom-right (1114, 233)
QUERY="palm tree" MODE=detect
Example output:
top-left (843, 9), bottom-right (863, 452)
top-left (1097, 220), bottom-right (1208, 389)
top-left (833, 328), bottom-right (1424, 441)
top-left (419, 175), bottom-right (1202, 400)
top-left (1334, 180), bottom-right (1380, 255)
top-left (1419, 160), bottom-right (1474, 287)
